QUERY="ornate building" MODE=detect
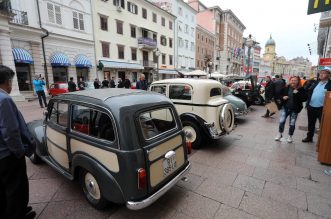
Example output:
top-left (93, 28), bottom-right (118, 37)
top-left (263, 35), bottom-right (276, 62)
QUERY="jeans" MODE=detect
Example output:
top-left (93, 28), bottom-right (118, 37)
top-left (36, 90), bottom-right (47, 107)
top-left (279, 106), bottom-right (298, 136)
top-left (307, 106), bottom-right (323, 139)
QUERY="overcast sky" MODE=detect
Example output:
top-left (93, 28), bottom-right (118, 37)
top-left (200, 0), bottom-right (321, 65)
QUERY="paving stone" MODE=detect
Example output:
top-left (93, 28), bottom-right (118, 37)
top-left (233, 175), bottom-right (265, 195)
top-left (26, 158), bottom-right (41, 179)
top-left (30, 203), bottom-right (47, 218)
top-left (219, 151), bottom-right (249, 163)
top-left (189, 161), bottom-right (209, 177)
top-left (176, 173), bottom-right (205, 192)
top-left (253, 167), bottom-right (297, 189)
top-left (262, 182), bottom-right (307, 210)
top-left (297, 178), bottom-right (331, 201)
top-left (260, 150), bottom-right (296, 164)
top-left (246, 156), bottom-right (270, 169)
top-left (51, 180), bottom-right (83, 201)
top-left (29, 164), bottom-right (63, 180)
top-left (214, 204), bottom-right (260, 219)
top-left (189, 151), bottom-right (220, 166)
top-left (217, 158), bottom-right (255, 176)
top-left (29, 178), bottom-right (64, 204)
top-left (239, 192), bottom-right (298, 219)
top-left (310, 169), bottom-right (331, 185)
top-left (196, 178), bottom-right (245, 208)
top-left (296, 154), bottom-right (329, 171)
top-left (298, 210), bottom-right (327, 219)
top-left (267, 161), bottom-right (311, 179)
top-left (307, 193), bottom-right (331, 218)
top-left (227, 146), bottom-right (264, 157)
top-left (202, 166), bottom-right (238, 185)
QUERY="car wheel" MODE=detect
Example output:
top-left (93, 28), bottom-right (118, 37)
top-left (182, 120), bottom-right (202, 149)
top-left (220, 104), bottom-right (235, 133)
top-left (29, 152), bottom-right (42, 164)
top-left (253, 96), bottom-right (264, 105)
top-left (80, 169), bottom-right (108, 210)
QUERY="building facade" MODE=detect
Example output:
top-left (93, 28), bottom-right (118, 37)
top-left (92, 0), bottom-right (176, 83)
top-left (151, 0), bottom-right (196, 72)
top-left (263, 35), bottom-right (276, 62)
top-left (195, 25), bottom-right (215, 71)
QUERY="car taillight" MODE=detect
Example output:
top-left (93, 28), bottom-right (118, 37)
top-left (186, 141), bottom-right (192, 154)
top-left (137, 168), bottom-right (146, 190)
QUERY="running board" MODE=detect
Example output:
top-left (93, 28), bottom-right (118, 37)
top-left (41, 156), bottom-right (74, 180)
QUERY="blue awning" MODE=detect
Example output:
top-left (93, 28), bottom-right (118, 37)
top-left (50, 52), bottom-right (71, 66)
top-left (75, 54), bottom-right (92, 68)
top-left (99, 60), bottom-right (144, 70)
top-left (158, 69), bottom-right (179, 75)
top-left (12, 48), bottom-right (33, 64)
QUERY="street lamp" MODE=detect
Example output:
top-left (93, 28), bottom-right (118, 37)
top-left (154, 48), bottom-right (161, 82)
top-left (208, 61), bottom-right (213, 78)
top-left (243, 34), bottom-right (258, 77)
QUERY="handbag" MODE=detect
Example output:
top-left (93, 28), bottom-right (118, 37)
top-left (265, 101), bottom-right (278, 114)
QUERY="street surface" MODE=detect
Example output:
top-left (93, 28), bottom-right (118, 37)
top-left (17, 100), bottom-right (331, 219)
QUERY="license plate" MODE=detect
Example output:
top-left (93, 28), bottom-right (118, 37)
top-left (163, 156), bottom-right (177, 177)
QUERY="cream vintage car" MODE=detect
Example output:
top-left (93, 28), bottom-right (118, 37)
top-left (27, 89), bottom-right (191, 210)
top-left (150, 78), bottom-right (235, 149)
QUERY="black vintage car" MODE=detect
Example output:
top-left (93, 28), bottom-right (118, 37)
top-left (28, 89), bottom-right (191, 210)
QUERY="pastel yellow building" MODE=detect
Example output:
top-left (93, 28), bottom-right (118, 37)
top-left (263, 35), bottom-right (276, 62)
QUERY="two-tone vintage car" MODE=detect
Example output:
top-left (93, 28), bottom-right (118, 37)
top-left (150, 79), bottom-right (235, 149)
top-left (28, 89), bottom-right (191, 210)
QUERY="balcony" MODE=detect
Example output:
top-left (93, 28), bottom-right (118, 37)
top-left (138, 37), bottom-right (157, 50)
top-left (10, 9), bottom-right (28, 25)
top-left (140, 60), bottom-right (156, 68)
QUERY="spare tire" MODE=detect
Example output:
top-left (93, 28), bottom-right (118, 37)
top-left (220, 103), bottom-right (234, 133)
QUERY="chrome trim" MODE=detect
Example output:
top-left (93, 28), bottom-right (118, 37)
top-left (126, 162), bottom-right (191, 210)
top-left (164, 150), bottom-right (176, 159)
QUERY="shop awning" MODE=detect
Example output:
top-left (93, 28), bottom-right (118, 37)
top-left (158, 69), bottom-right (179, 75)
top-left (12, 48), bottom-right (33, 64)
top-left (50, 52), bottom-right (71, 66)
top-left (99, 60), bottom-right (144, 70)
top-left (75, 54), bottom-right (92, 68)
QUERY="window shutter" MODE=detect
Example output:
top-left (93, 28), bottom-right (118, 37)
top-left (73, 11), bottom-right (78, 29)
top-left (54, 5), bottom-right (62, 25)
top-left (79, 13), bottom-right (84, 30)
top-left (47, 3), bottom-right (55, 23)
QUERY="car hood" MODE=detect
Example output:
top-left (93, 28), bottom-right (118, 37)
top-left (224, 95), bottom-right (247, 109)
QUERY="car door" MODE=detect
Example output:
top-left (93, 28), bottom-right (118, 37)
top-left (46, 100), bottom-right (70, 169)
top-left (168, 84), bottom-right (193, 115)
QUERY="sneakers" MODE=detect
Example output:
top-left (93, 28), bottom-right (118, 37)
top-left (274, 133), bottom-right (282, 141)
top-left (287, 136), bottom-right (293, 143)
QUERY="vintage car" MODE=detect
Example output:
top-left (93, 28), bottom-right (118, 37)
top-left (27, 89), bottom-right (191, 210)
top-left (150, 79), bottom-right (235, 149)
top-left (221, 86), bottom-right (248, 117)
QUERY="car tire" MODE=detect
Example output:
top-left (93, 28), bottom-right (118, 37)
top-left (253, 96), bottom-right (264, 105)
top-left (29, 152), bottom-right (42, 164)
top-left (182, 120), bottom-right (202, 149)
top-left (80, 169), bottom-right (109, 210)
top-left (220, 104), bottom-right (235, 133)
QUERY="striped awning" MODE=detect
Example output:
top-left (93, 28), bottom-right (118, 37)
top-left (99, 60), bottom-right (144, 70)
top-left (12, 48), bottom-right (33, 64)
top-left (50, 52), bottom-right (71, 66)
top-left (75, 54), bottom-right (92, 68)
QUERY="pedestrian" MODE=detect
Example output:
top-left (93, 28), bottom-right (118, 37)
top-left (68, 77), bottom-right (77, 92)
top-left (117, 78), bottom-right (124, 88)
top-left (77, 77), bottom-right (85, 90)
top-left (300, 76), bottom-right (307, 87)
top-left (101, 77), bottom-right (109, 88)
top-left (273, 74), bottom-right (286, 109)
top-left (302, 68), bottom-right (331, 143)
top-left (110, 77), bottom-right (116, 88)
top-left (93, 78), bottom-right (101, 89)
top-left (0, 65), bottom-right (36, 219)
top-left (275, 76), bottom-right (307, 143)
top-left (262, 76), bottom-right (275, 118)
top-left (136, 74), bottom-right (148, 90)
top-left (33, 75), bottom-right (47, 108)
top-left (124, 76), bottom-right (131, 89)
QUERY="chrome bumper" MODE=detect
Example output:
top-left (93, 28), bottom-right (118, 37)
top-left (126, 162), bottom-right (191, 210)
top-left (234, 109), bottom-right (249, 117)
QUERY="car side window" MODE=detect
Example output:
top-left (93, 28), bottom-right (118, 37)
top-left (210, 88), bottom-right (222, 97)
top-left (71, 105), bottom-right (115, 142)
top-left (151, 85), bottom-right (166, 95)
top-left (49, 101), bottom-right (69, 127)
top-left (169, 85), bottom-right (192, 100)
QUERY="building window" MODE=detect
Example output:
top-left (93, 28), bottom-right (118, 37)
top-left (47, 3), bottom-right (62, 25)
top-left (153, 13), bottom-right (157, 23)
top-left (130, 25), bottom-right (136, 38)
top-left (169, 38), bottom-right (173, 48)
top-left (113, 0), bottom-right (125, 8)
top-left (100, 15), bottom-right (108, 31)
top-left (178, 7), bottom-right (182, 16)
top-left (101, 42), bottom-right (110, 58)
top-left (153, 33), bottom-right (157, 41)
top-left (118, 45), bottom-right (124, 59)
top-left (191, 27), bottom-right (194, 36)
top-left (162, 54), bottom-right (166, 65)
top-left (131, 48), bottom-right (137, 60)
top-left (160, 35), bottom-right (167, 46)
top-left (169, 21), bottom-right (173, 30)
top-left (178, 37), bottom-right (183, 48)
top-left (142, 8), bottom-right (147, 19)
top-left (191, 42), bottom-right (194, 51)
top-left (153, 51), bottom-right (157, 63)
top-left (197, 33), bottom-right (199, 39)
top-left (127, 2), bottom-right (138, 14)
top-left (169, 55), bottom-right (173, 65)
top-left (116, 20), bottom-right (123, 34)
top-left (185, 24), bottom-right (189, 33)
top-left (73, 11), bottom-right (84, 30)
top-left (161, 17), bottom-right (165, 26)
top-left (178, 22), bottom-right (182, 32)
top-left (185, 40), bottom-right (188, 49)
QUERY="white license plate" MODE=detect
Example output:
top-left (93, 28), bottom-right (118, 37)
top-left (163, 156), bottom-right (177, 177)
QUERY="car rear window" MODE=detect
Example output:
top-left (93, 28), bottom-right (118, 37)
top-left (139, 108), bottom-right (176, 140)
top-left (169, 85), bottom-right (192, 100)
top-left (210, 88), bottom-right (222, 97)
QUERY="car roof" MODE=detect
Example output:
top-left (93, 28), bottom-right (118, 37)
top-left (151, 78), bottom-right (222, 86)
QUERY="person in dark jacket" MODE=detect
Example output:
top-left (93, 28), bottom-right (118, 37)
top-left (101, 77), bottom-right (109, 88)
top-left (275, 76), bottom-right (307, 143)
top-left (273, 75), bottom-right (286, 108)
top-left (136, 74), bottom-right (148, 90)
top-left (77, 77), bottom-right (85, 90)
top-left (117, 78), bottom-right (124, 88)
top-left (110, 77), bottom-right (116, 88)
top-left (123, 76), bottom-right (131, 89)
top-left (93, 78), bottom-right (101, 89)
top-left (302, 68), bottom-right (331, 142)
top-left (262, 76), bottom-right (275, 117)
top-left (68, 77), bottom-right (77, 92)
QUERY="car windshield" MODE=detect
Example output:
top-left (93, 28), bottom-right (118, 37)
top-left (222, 86), bottom-right (232, 96)
top-left (139, 108), bottom-right (176, 140)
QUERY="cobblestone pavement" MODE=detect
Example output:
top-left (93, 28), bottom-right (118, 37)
top-left (17, 100), bottom-right (331, 219)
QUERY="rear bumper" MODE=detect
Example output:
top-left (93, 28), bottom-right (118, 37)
top-left (126, 162), bottom-right (191, 210)
top-left (234, 108), bottom-right (249, 117)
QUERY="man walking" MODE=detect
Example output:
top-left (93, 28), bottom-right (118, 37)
top-left (302, 68), bottom-right (331, 143)
top-left (101, 77), bottom-right (109, 88)
top-left (136, 74), bottom-right (148, 90)
top-left (33, 75), bottom-right (47, 108)
top-left (68, 77), bottom-right (77, 92)
top-left (0, 65), bottom-right (36, 219)
top-left (77, 77), bottom-right (85, 90)
top-left (123, 76), bottom-right (131, 89)
top-left (110, 77), bottom-right (116, 88)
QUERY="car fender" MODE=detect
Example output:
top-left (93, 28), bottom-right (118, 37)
top-left (72, 153), bottom-right (125, 204)
top-left (179, 113), bottom-right (210, 137)
top-left (27, 119), bottom-right (47, 156)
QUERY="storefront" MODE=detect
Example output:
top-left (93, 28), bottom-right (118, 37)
top-left (98, 60), bottom-right (144, 81)
top-left (12, 48), bottom-right (34, 91)
top-left (75, 54), bottom-right (92, 81)
top-left (50, 52), bottom-right (71, 83)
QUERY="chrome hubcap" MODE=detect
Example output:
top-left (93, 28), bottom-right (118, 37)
top-left (84, 172), bottom-right (100, 200)
top-left (183, 126), bottom-right (197, 142)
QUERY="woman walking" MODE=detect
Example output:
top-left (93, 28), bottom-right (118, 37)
top-left (262, 76), bottom-right (275, 118)
top-left (275, 76), bottom-right (307, 143)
